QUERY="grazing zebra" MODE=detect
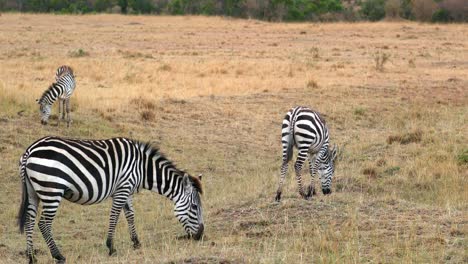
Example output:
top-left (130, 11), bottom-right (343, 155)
top-left (275, 106), bottom-right (337, 202)
top-left (37, 72), bottom-right (76, 127)
top-left (55, 65), bottom-right (74, 82)
top-left (18, 136), bottom-right (204, 264)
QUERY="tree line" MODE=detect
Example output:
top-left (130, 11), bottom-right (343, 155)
top-left (0, 0), bottom-right (466, 22)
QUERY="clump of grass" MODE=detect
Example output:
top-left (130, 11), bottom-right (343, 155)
top-left (310, 47), bottom-right (319, 59)
top-left (140, 110), bottom-right (155, 122)
top-left (306, 78), bottom-right (318, 89)
top-left (68, 48), bottom-right (89, 58)
top-left (408, 58), bottom-right (416, 68)
top-left (354, 107), bottom-right (366, 116)
top-left (387, 129), bottom-right (423, 145)
top-left (363, 167), bottom-right (378, 179)
top-left (159, 64), bottom-right (172, 72)
top-left (130, 97), bottom-right (155, 110)
top-left (374, 51), bottom-right (390, 71)
top-left (457, 149), bottom-right (468, 165)
top-left (384, 166), bottom-right (400, 176)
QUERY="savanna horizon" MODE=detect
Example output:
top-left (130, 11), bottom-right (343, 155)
top-left (0, 14), bottom-right (466, 263)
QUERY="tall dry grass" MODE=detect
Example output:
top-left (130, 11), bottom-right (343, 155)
top-left (0, 14), bottom-right (466, 263)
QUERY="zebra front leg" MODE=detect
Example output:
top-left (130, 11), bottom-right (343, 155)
top-left (275, 161), bottom-right (288, 202)
top-left (58, 99), bottom-right (63, 125)
top-left (65, 99), bottom-right (71, 128)
top-left (106, 189), bottom-right (131, 256)
top-left (294, 149), bottom-right (309, 199)
top-left (38, 199), bottom-right (66, 263)
top-left (123, 196), bottom-right (141, 249)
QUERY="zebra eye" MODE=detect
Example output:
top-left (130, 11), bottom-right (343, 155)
top-left (191, 204), bottom-right (198, 210)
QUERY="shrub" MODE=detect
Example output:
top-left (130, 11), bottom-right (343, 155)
top-left (360, 0), bottom-right (386, 21)
top-left (385, 0), bottom-right (401, 18)
top-left (411, 0), bottom-right (437, 21)
top-left (439, 0), bottom-right (467, 22)
top-left (432, 8), bottom-right (451, 22)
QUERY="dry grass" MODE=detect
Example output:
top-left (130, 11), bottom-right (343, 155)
top-left (0, 14), bottom-right (467, 263)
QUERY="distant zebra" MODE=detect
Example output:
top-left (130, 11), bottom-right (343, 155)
top-left (37, 71), bottom-right (76, 127)
top-left (18, 136), bottom-right (204, 264)
top-left (275, 106), bottom-right (337, 202)
top-left (55, 65), bottom-right (74, 82)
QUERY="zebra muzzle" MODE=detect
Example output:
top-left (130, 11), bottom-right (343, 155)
top-left (192, 223), bottom-right (204, 240)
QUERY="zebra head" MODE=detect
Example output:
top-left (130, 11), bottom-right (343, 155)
top-left (36, 99), bottom-right (51, 125)
top-left (174, 173), bottom-right (204, 240)
top-left (318, 145), bottom-right (338, 195)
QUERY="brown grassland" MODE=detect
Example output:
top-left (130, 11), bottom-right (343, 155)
top-left (0, 14), bottom-right (467, 263)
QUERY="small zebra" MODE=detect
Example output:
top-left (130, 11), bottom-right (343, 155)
top-left (55, 65), bottom-right (74, 82)
top-left (18, 136), bottom-right (204, 264)
top-left (275, 106), bottom-right (338, 202)
top-left (37, 70), bottom-right (76, 127)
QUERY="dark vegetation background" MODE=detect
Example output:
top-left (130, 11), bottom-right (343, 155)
top-left (0, 0), bottom-right (466, 22)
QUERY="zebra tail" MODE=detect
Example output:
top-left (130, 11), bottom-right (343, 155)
top-left (18, 179), bottom-right (28, 234)
top-left (18, 154), bottom-right (29, 234)
top-left (285, 119), bottom-right (295, 163)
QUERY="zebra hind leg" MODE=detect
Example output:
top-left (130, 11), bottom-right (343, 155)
top-left (38, 198), bottom-right (66, 263)
top-left (294, 149), bottom-right (309, 199)
top-left (25, 188), bottom-right (39, 264)
top-left (123, 196), bottom-right (141, 249)
top-left (106, 189), bottom-right (131, 256)
top-left (275, 161), bottom-right (289, 202)
top-left (305, 155), bottom-right (317, 199)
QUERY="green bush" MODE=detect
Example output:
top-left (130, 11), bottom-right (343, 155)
top-left (432, 8), bottom-right (451, 22)
top-left (360, 0), bottom-right (386, 21)
top-left (95, 0), bottom-right (112, 12)
top-left (129, 0), bottom-right (154, 13)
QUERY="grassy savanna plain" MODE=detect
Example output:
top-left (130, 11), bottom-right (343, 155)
top-left (0, 14), bottom-right (467, 263)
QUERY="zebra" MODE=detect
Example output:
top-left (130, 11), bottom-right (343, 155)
top-left (37, 71), bottom-right (76, 127)
top-left (17, 136), bottom-right (204, 264)
top-left (55, 65), bottom-right (74, 82)
top-left (275, 106), bottom-right (338, 202)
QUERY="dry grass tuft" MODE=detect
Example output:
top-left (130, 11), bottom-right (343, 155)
top-left (0, 14), bottom-right (466, 264)
top-left (362, 167), bottom-right (378, 179)
top-left (140, 110), bottom-right (155, 122)
top-left (387, 129), bottom-right (423, 145)
top-left (374, 51), bottom-right (390, 71)
top-left (306, 78), bottom-right (318, 89)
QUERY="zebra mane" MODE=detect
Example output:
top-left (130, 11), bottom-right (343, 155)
top-left (139, 141), bottom-right (203, 194)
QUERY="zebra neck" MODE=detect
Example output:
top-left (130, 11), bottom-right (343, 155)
top-left (143, 152), bottom-right (183, 203)
top-left (39, 84), bottom-right (63, 105)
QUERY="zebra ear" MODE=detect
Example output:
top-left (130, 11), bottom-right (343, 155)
top-left (36, 99), bottom-right (40, 104)
top-left (182, 173), bottom-right (192, 192)
top-left (331, 145), bottom-right (338, 161)
top-left (198, 174), bottom-right (203, 181)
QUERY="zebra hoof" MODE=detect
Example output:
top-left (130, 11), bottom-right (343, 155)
top-left (108, 248), bottom-right (117, 256)
top-left (54, 256), bottom-right (66, 264)
top-left (275, 192), bottom-right (282, 202)
top-left (133, 242), bottom-right (141, 250)
top-left (29, 256), bottom-right (37, 264)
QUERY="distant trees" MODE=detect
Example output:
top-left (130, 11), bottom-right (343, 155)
top-left (0, 0), bottom-right (465, 22)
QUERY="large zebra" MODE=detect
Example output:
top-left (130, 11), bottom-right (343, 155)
top-left (275, 106), bottom-right (337, 202)
top-left (37, 71), bottom-right (76, 127)
top-left (17, 136), bottom-right (204, 264)
top-left (55, 65), bottom-right (74, 82)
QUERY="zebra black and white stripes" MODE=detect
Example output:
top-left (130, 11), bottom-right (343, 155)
top-left (275, 106), bottom-right (337, 202)
top-left (37, 70), bottom-right (76, 127)
top-left (55, 65), bottom-right (74, 82)
top-left (18, 136), bottom-right (204, 264)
